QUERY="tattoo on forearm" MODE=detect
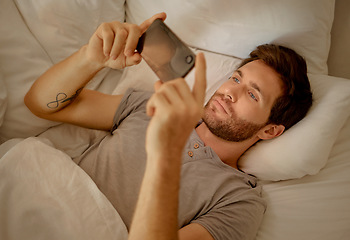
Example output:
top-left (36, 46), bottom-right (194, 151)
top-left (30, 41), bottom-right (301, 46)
top-left (47, 87), bottom-right (83, 109)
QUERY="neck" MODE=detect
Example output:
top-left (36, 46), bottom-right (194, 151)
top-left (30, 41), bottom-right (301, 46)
top-left (195, 122), bottom-right (258, 169)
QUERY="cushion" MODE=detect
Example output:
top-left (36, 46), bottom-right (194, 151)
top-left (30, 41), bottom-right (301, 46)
top-left (125, 0), bottom-right (335, 75)
top-left (0, 0), bottom-right (125, 142)
top-left (116, 49), bottom-right (350, 181)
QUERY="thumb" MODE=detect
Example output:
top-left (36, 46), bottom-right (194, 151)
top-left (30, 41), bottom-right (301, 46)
top-left (192, 52), bottom-right (207, 107)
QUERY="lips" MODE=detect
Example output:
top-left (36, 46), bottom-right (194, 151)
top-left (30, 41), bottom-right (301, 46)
top-left (212, 97), bottom-right (232, 116)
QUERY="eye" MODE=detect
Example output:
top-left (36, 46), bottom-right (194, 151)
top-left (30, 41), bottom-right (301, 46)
top-left (232, 77), bottom-right (240, 84)
top-left (249, 91), bottom-right (258, 102)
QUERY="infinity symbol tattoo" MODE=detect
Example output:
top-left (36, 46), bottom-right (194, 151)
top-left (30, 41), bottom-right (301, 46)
top-left (47, 88), bottom-right (83, 109)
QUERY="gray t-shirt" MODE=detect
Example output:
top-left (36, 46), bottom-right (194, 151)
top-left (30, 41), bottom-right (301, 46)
top-left (74, 89), bottom-right (266, 240)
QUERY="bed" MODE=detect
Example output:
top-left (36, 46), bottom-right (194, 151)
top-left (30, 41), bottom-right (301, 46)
top-left (0, 0), bottom-right (349, 239)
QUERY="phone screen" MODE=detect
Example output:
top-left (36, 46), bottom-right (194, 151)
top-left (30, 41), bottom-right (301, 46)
top-left (136, 19), bottom-right (195, 82)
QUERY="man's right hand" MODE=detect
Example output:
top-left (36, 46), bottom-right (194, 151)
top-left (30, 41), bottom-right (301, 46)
top-left (85, 12), bottom-right (167, 70)
top-left (129, 52), bottom-right (212, 240)
top-left (145, 52), bottom-right (207, 162)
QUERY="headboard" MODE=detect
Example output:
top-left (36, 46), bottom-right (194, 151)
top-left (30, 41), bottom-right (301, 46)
top-left (327, 0), bottom-right (350, 79)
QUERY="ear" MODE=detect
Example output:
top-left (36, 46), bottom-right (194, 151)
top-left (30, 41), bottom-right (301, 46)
top-left (257, 124), bottom-right (285, 140)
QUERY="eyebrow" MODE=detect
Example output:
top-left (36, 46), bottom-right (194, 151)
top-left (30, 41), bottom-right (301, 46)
top-left (236, 69), bottom-right (265, 101)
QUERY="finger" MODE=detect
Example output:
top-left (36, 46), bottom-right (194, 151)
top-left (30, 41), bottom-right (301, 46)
top-left (110, 28), bottom-right (128, 60)
top-left (124, 24), bottom-right (142, 57)
top-left (165, 78), bottom-right (192, 102)
top-left (139, 12), bottom-right (167, 34)
top-left (99, 25), bottom-right (115, 57)
top-left (154, 80), bottom-right (163, 91)
top-left (146, 95), bottom-right (156, 117)
top-left (193, 52), bottom-right (207, 107)
top-left (146, 91), bottom-right (169, 117)
top-left (157, 81), bottom-right (184, 106)
top-left (125, 52), bottom-right (142, 66)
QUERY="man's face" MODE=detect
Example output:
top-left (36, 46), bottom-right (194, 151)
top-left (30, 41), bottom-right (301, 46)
top-left (203, 60), bottom-right (283, 142)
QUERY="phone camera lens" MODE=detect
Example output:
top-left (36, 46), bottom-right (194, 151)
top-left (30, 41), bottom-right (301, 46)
top-left (185, 55), bottom-right (193, 64)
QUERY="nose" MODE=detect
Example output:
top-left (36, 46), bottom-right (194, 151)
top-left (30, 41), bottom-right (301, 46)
top-left (225, 85), bottom-right (243, 103)
top-left (225, 94), bottom-right (235, 102)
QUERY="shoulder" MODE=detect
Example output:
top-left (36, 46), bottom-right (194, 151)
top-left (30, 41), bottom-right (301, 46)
top-left (111, 88), bottom-right (153, 132)
top-left (180, 147), bottom-right (266, 240)
top-left (191, 178), bottom-right (266, 240)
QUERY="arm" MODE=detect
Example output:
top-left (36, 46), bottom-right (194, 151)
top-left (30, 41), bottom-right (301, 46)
top-left (24, 13), bottom-right (167, 130)
top-left (128, 53), bottom-right (213, 240)
top-left (24, 47), bottom-right (122, 130)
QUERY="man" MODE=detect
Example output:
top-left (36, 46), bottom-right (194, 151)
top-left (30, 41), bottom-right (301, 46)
top-left (25, 13), bottom-right (312, 240)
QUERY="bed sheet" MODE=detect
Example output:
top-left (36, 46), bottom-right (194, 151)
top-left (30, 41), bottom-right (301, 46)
top-left (0, 137), bottom-right (128, 240)
top-left (256, 115), bottom-right (350, 239)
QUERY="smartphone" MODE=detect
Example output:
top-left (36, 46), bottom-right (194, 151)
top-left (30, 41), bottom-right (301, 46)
top-left (136, 19), bottom-right (196, 82)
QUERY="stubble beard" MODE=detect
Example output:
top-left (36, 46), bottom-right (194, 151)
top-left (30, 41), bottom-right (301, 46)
top-left (202, 93), bottom-right (267, 142)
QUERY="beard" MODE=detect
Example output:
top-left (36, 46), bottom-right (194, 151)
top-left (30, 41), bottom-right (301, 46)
top-left (202, 93), bottom-right (267, 142)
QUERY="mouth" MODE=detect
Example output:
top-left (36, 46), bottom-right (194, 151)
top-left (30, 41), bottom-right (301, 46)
top-left (212, 97), bottom-right (231, 116)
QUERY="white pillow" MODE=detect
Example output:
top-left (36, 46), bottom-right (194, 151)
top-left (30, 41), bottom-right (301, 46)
top-left (115, 50), bottom-right (350, 181)
top-left (239, 74), bottom-right (350, 180)
top-left (0, 0), bottom-right (125, 142)
top-left (15, 0), bottom-right (126, 64)
top-left (0, 73), bottom-right (7, 127)
top-left (125, 0), bottom-right (335, 75)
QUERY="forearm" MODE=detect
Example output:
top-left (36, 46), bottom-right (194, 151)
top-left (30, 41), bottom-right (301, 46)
top-left (129, 53), bottom-right (206, 240)
top-left (24, 45), bottom-right (103, 115)
top-left (129, 153), bottom-right (182, 240)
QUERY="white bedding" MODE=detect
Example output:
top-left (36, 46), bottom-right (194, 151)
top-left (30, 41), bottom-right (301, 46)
top-left (0, 0), bottom-right (349, 239)
top-left (0, 137), bottom-right (128, 240)
top-left (258, 116), bottom-right (350, 239)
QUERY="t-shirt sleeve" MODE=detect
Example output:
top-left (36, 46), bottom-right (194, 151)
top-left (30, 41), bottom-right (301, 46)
top-left (192, 189), bottom-right (266, 240)
top-left (110, 88), bottom-right (153, 133)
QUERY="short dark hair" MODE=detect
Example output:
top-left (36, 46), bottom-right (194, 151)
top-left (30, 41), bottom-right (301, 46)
top-left (238, 44), bottom-right (313, 130)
